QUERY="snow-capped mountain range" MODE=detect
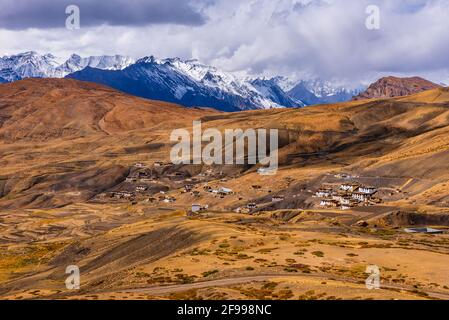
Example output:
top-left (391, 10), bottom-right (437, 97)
top-left (272, 76), bottom-right (364, 106)
top-left (57, 54), bottom-right (135, 76)
top-left (0, 51), bottom-right (364, 112)
top-left (0, 51), bottom-right (133, 82)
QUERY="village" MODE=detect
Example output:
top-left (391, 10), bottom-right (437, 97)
top-left (315, 181), bottom-right (382, 210)
top-left (94, 162), bottom-right (388, 217)
top-left (95, 161), bottom-right (240, 210)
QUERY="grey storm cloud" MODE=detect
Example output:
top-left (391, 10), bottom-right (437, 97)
top-left (0, 0), bottom-right (207, 29)
top-left (2, 0), bottom-right (449, 85)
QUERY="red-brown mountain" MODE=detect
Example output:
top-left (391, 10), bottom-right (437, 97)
top-left (353, 76), bottom-right (442, 101)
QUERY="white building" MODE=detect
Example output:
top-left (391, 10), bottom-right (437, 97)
top-left (219, 187), bottom-right (233, 195)
top-left (163, 197), bottom-right (176, 203)
top-left (340, 183), bottom-right (360, 192)
top-left (352, 192), bottom-right (370, 202)
top-left (316, 189), bottom-right (333, 198)
top-left (320, 199), bottom-right (339, 207)
top-left (272, 196), bottom-right (285, 202)
top-left (358, 186), bottom-right (377, 195)
top-left (247, 203), bottom-right (257, 209)
top-left (192, 204), bottom-right (209, 212)
top-left (134, 163), bottom-right (145, 168)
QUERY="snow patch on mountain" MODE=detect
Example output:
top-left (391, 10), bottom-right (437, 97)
top-left (0, 51), bottom-right (61, 81)
top-left (57, 54), bottom-right (134, 76)
top-left (135, 55), bottom-right (299, 109)
top-left (0, 51), bottom-right (134, 81)
top-left (287, 78), bottom-right (365, 105)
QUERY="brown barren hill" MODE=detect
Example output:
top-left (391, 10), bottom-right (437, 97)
top-left (353, 76), bottom-right (442, 101)
top-left (2, 81), bottom-right (449, 301)
top-left (0, 78), bottom-right (218, 141)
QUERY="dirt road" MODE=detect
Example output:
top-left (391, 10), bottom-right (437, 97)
top-left (116, 273), bottom-right (449, 300)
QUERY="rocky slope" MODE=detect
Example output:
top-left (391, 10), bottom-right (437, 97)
top-left (353, 76), bottom-right (442, 100)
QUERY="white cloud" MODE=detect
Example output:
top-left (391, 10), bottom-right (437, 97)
top-left (1, 0), bottom-right (449, 84)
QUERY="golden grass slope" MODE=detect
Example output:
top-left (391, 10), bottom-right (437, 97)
top-left (0, 78), bottom-right (217, 140)
top-left (1, 81), bottom-right (449, 300)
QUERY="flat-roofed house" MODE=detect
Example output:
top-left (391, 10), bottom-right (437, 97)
top-left (340, 182), bottom-right (360, 192)
top-left (272, 196), bottom-right (285, 202)
top-left (192, 204), bottom-right (208, 213)
top-left (340, 197), bottom-right (352, 205)
top-left (163, 197), bottom-right (176, 203)
top-left (320, 199), bottom-right (339, 207)
top-left (332, 191), bottom-right (349, 202)
top-left (404, 227), bottom-right (443, 234)
top-left (247, 203), bottom-right (257, 209)
top-left (217, 187), bottom-right (233, 196)
top-left (352, 192), bottom-right (370, 202)
top-left (236, 207), bottom-right (250, 214)
top-left (316, 188), bottom-right (333, 198)
top-left (115, 191), bottom-right (133, 199)
top-left (134, 163), bottom-right (145, 168)
top-left (358, 186), bottom-right (377, 195)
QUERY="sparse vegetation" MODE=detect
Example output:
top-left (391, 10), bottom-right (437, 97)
top-left (311, 251), bottom-right (325, 258)
top-left (202, 270), bottom-right (219, 278)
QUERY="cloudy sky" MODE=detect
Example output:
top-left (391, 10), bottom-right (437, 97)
top-left (1, 0), bottom-right (449, 84)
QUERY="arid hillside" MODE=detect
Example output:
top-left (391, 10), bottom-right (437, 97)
top-left (1, 80), bottom-right (449, 209)
top-left (0, 78), bottom-right (217, 141)
top-left (1, 79), bottom-right (449, 300)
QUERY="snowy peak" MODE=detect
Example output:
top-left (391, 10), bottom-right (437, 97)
top-left (57, 54), bottom-right (134, 76)
top-left (0, 52), bottom-right (134, 81)
top-left (133, 55), bottom-right (295, 110)
top-left (287, 78), bottom-right (365, 105)
top-left (0, 51), bottom-right (60, 81)
top-left (250, 78), bottom-right (304, 107)
top-left (1, 52), bottom-right (363, 111)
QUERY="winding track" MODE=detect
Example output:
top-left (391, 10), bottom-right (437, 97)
top-left (116, 273), bottom-right (449, 300)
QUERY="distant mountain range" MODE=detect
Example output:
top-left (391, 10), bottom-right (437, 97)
top-left (67, 56), bottom-right (304, 112)
top-left (283, 78), bottom-right (362, 105)
top-left (0, 52), bottom-right (133, 82)
top-left (0, 51), bottom-right (366, 111)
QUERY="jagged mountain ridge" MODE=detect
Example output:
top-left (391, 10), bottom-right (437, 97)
top-left (67, 56), bottom-right (304, 112)
top-left (0, 52), bottom-right (304, 111)
top-left (287, 79), bottom-right (363, 105)
top-left (0, 51), bottom-right (366, 111)
top-left (0, 51), bottom-right (134, 82)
